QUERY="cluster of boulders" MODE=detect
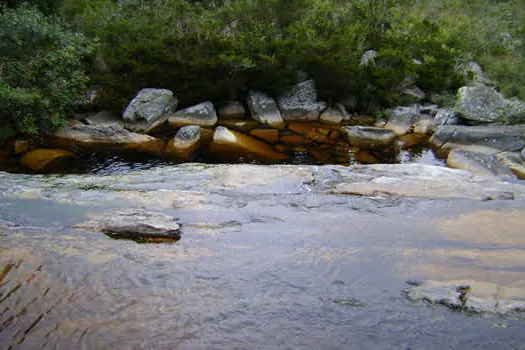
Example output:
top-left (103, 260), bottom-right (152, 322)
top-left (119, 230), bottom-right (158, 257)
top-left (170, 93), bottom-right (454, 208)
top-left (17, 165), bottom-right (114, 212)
top-left (3, 64), bottom-right (525, 179)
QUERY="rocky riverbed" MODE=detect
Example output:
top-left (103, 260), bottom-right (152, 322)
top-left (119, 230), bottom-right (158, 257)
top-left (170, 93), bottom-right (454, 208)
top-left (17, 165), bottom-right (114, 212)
top-left (1, 163), bottom-right (525, 348)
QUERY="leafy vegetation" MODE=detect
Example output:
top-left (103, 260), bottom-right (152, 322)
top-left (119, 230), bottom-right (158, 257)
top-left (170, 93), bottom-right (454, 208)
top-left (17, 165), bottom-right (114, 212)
top-left (1, 0), bottom-right (524, 140)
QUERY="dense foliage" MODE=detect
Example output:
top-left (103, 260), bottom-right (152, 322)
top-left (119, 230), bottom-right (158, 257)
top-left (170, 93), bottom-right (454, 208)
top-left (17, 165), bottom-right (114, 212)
top-left (0, 4), bottom-right (96, 143)
top-left (1, 0), bottom-right (524, 140)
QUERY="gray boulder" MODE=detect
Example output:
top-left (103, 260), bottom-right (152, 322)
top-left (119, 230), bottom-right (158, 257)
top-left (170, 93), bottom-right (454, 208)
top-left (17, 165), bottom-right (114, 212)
top-left (166, 125), bottom-right (202, 161)
top-left (429, 109), bottom-right (459, 133)
top-left (455, 85), bottom-right (506, 123)
top-left (319, 104), bottom-right (351, 125)
top-left (505, 97), bottom-right (525, 124)
top-left (446, 148), bottom-right (517, 179)
top-left (277, 80), bottom-right (326, 121)
top-left (218, 101), bottom-right (245, 120)
top-left (123, 88), bottom-right (178, 132)
top-left (246, 91), bottom-right (285, 129)
top-left (384, 106), bottom-right (420, 135)
top-left (85, 110), bottom-right (124, 128)
top-left (74, 209), bottom-right (181, 243)
top-left (341, 126), bottom-right (397, 149)
top-left (168, 101), bottom-right (218, 128)
top-left (430, 125), bottom-right (525, 154)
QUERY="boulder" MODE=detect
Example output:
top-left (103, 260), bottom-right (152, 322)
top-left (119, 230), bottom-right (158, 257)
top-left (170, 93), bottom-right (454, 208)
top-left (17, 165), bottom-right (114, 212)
top-left (319, 104), bottom-right (351, 125)
top-left (74, 209), bottom-right (180, 243)
top-left (217, 101), bottom-right (245, 120)
top-left (123, 88), bottom-right (178, 132)
top-left (85, 110), bottom-right (124, 128)
top-left (168, 101), bottom-right (218, 128)
top-left (341, 126), bottom-right (397, 149)
top-left (277, 80), bottom-right (327, 121)
top-left (430, 125), bottom-right (525, 155)
top-left (505, 97), bottom-right (525, 125)
top-left (413, 114), bottom-right (434, 135)
top-left (20, 148), bottom-right (75, 171)
top-left (446, 149), bottom-right (517, 179)
top-left (246, 91), bottom-right (285, 129)
top-left (384, 106), bottom-right (420, 135)
top-left (429, 109), bottom-right (459, 132)
top-left (496, 151), bottom-right (525, 179)
top-left (166, 126), bottom-right (201, 161)
top-left (46, 124), bottom-right (165, 155)
top-left (209, 126), bottom-right (287, 162)
top-left (454, 85), bottom-right (506, 123)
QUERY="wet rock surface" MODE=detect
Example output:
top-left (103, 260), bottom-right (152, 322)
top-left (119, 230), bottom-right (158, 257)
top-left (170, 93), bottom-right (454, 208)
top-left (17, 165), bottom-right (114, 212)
top-left (446, 148), bottom-right (517, 179)
top-left (341, 126), bottom-right (398, 149)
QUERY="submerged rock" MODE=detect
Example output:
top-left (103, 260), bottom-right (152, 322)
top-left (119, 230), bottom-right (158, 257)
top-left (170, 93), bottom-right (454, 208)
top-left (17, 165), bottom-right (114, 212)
top-left (166, 126), bottom-right (201, 161)
top-left (74, 209), bottom-right (181, 243)
top-left (46, 124), bottom-right (165, 155)
top-left (123, 88), bottom-right (178, 132)
top-left (247, 91), bottom-right (285, 129)
top-left (455, 85), bottom-right (506, 123)
top-left (209, 126), bottom-right (287, 162)
top-left (277, 80), bottom-right (326, 121)
top-left (168, 101), bottom-right (218, 128)
top-left (20, 149), bottom-right (75, 171)
top-left (446, 148), bottom-right (517, 179)
top-left (341, 126), bottom-right (397, 149)
top-left (405, 280), bottom-right (525, 316)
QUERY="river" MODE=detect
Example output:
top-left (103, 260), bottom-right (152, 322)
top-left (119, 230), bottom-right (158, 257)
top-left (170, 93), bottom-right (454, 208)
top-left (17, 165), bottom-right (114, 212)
top-left (1, 163), bottom-right (525, 349)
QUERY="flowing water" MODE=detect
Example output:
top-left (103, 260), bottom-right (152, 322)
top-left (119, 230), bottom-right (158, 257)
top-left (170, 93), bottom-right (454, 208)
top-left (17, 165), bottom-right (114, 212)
top-left (1, 164), bottom-right (525, 349)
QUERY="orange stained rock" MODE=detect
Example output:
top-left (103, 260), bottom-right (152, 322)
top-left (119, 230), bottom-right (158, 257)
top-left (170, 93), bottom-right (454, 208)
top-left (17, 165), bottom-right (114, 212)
top-left (21, 148), bottom-right (75, 171)
top-left (249, 129), bottom-right (280, 143)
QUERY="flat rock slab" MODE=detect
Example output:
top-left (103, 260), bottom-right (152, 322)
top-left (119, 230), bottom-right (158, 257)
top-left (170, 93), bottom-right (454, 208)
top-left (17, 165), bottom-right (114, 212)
top-left (447, 148), bottom-right (517, 179)
top-left (341, 126), bottom-right (397, 149)
top-left (405, 280), bottom-right (525, 316)
top-left (74, 209), bottom-right (180, 243)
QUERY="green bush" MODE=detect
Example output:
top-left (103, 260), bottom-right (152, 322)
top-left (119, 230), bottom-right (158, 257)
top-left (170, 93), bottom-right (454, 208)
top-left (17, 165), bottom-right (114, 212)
top-left (0, 4), bottom-right (97, 135)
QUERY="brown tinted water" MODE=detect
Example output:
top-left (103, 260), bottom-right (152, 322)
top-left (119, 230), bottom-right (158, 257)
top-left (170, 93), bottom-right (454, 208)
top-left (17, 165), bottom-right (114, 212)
top-left (1, 164), bottom-right (524, 349)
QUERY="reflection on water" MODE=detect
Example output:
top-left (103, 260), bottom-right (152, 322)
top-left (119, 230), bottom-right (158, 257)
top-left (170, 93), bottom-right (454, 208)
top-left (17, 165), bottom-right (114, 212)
top-left (0, 166), bottom-right (524, 348)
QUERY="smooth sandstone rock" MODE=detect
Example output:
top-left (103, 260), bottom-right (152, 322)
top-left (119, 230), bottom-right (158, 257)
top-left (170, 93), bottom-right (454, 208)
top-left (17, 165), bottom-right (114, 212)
top-left (277, 80), bottom-right (326, 121)
top-left (74, 209), bottom-right (180, 243)
top-left (218, 120), bottom-right (260, 133)
top-left (455, 85), bottom-right (506, 123)
top-left (246, 91), bottom-right (285, 129)
top-left (496, 151), bottom-right (525, 179)
top-left (47, 124), bottom-right (165, 155)
top-left (21, 148), bottom-right (75, 171)
top-left (166, 126), bottom-right (201, 161)
top-left (123, 88), bottom-right (178, 132)
top-left (209, 126), bottom-right (287, 162)
top-left (168, 101), bottom-right (218, 128)
top-left (341, 126), bottom-right (397, 149)
top-left (446, 149), bottom-right (517, 179)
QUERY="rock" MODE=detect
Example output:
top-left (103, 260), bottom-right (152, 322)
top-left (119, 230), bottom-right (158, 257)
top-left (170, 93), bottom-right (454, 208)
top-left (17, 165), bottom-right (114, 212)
top-left (429, 109), bottom-right (459, 132)
top-left (430, 125), bottom-right (525, 155)
top-left (21, 149), bottom-right (75, 171)
top-left (74, 209), bottom-right (180, 243)
top-left (46, 124), bottom-right (165, 155)
top-left (384, 106), bottom-right (420, 135)
top-left (319, 104), bottom-right (351, 125)
top-left (277, 80), bottom-right (327, 121)
top-left (455, 61), bottom-right (495, 86)
top-left (400, 85), bottom-right (426, 105)
top-left (505, 97), bottom-right (525, 125)
top-left (455, 85), bottom-right (506, 123)
top-left (123, 88), bottom-right (178, 132)
top-left (14, 140), bottom-right (30, 154)
top-left (217, 101), bottom-right (245, 120)
top-left (332, 164), bottom-right (520, 200)
top-left (420, 104), bottom-right (440, 116)
top-left (246, 91), bottom-right (285, 129)
top-left (496, 151), bottom-right (525, 179)
top-left (209, 126), bottom-right (287, 162)
top-left (446, 149), bottom-right (517, 179)
top-left (85, 110), bottom-right (124, 128)
top-left (279, 133), bottom-right (307, 146)
top-left (413, 114), bottom-right (434, 135)
top-left (360, 49), bottom-right (377, 67)
top-left (249, 128), bottom-right (280, 143)
top-left (405, 280), bottom-right (525, 316)
top-left (166, 126), bottom-right (201, 161)
top-left (341, 126), bottom-right (397, 149)
top-left (218, 120), bottom-right (260, 133)
top-left (168, 101), bottom-right (218, 128)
